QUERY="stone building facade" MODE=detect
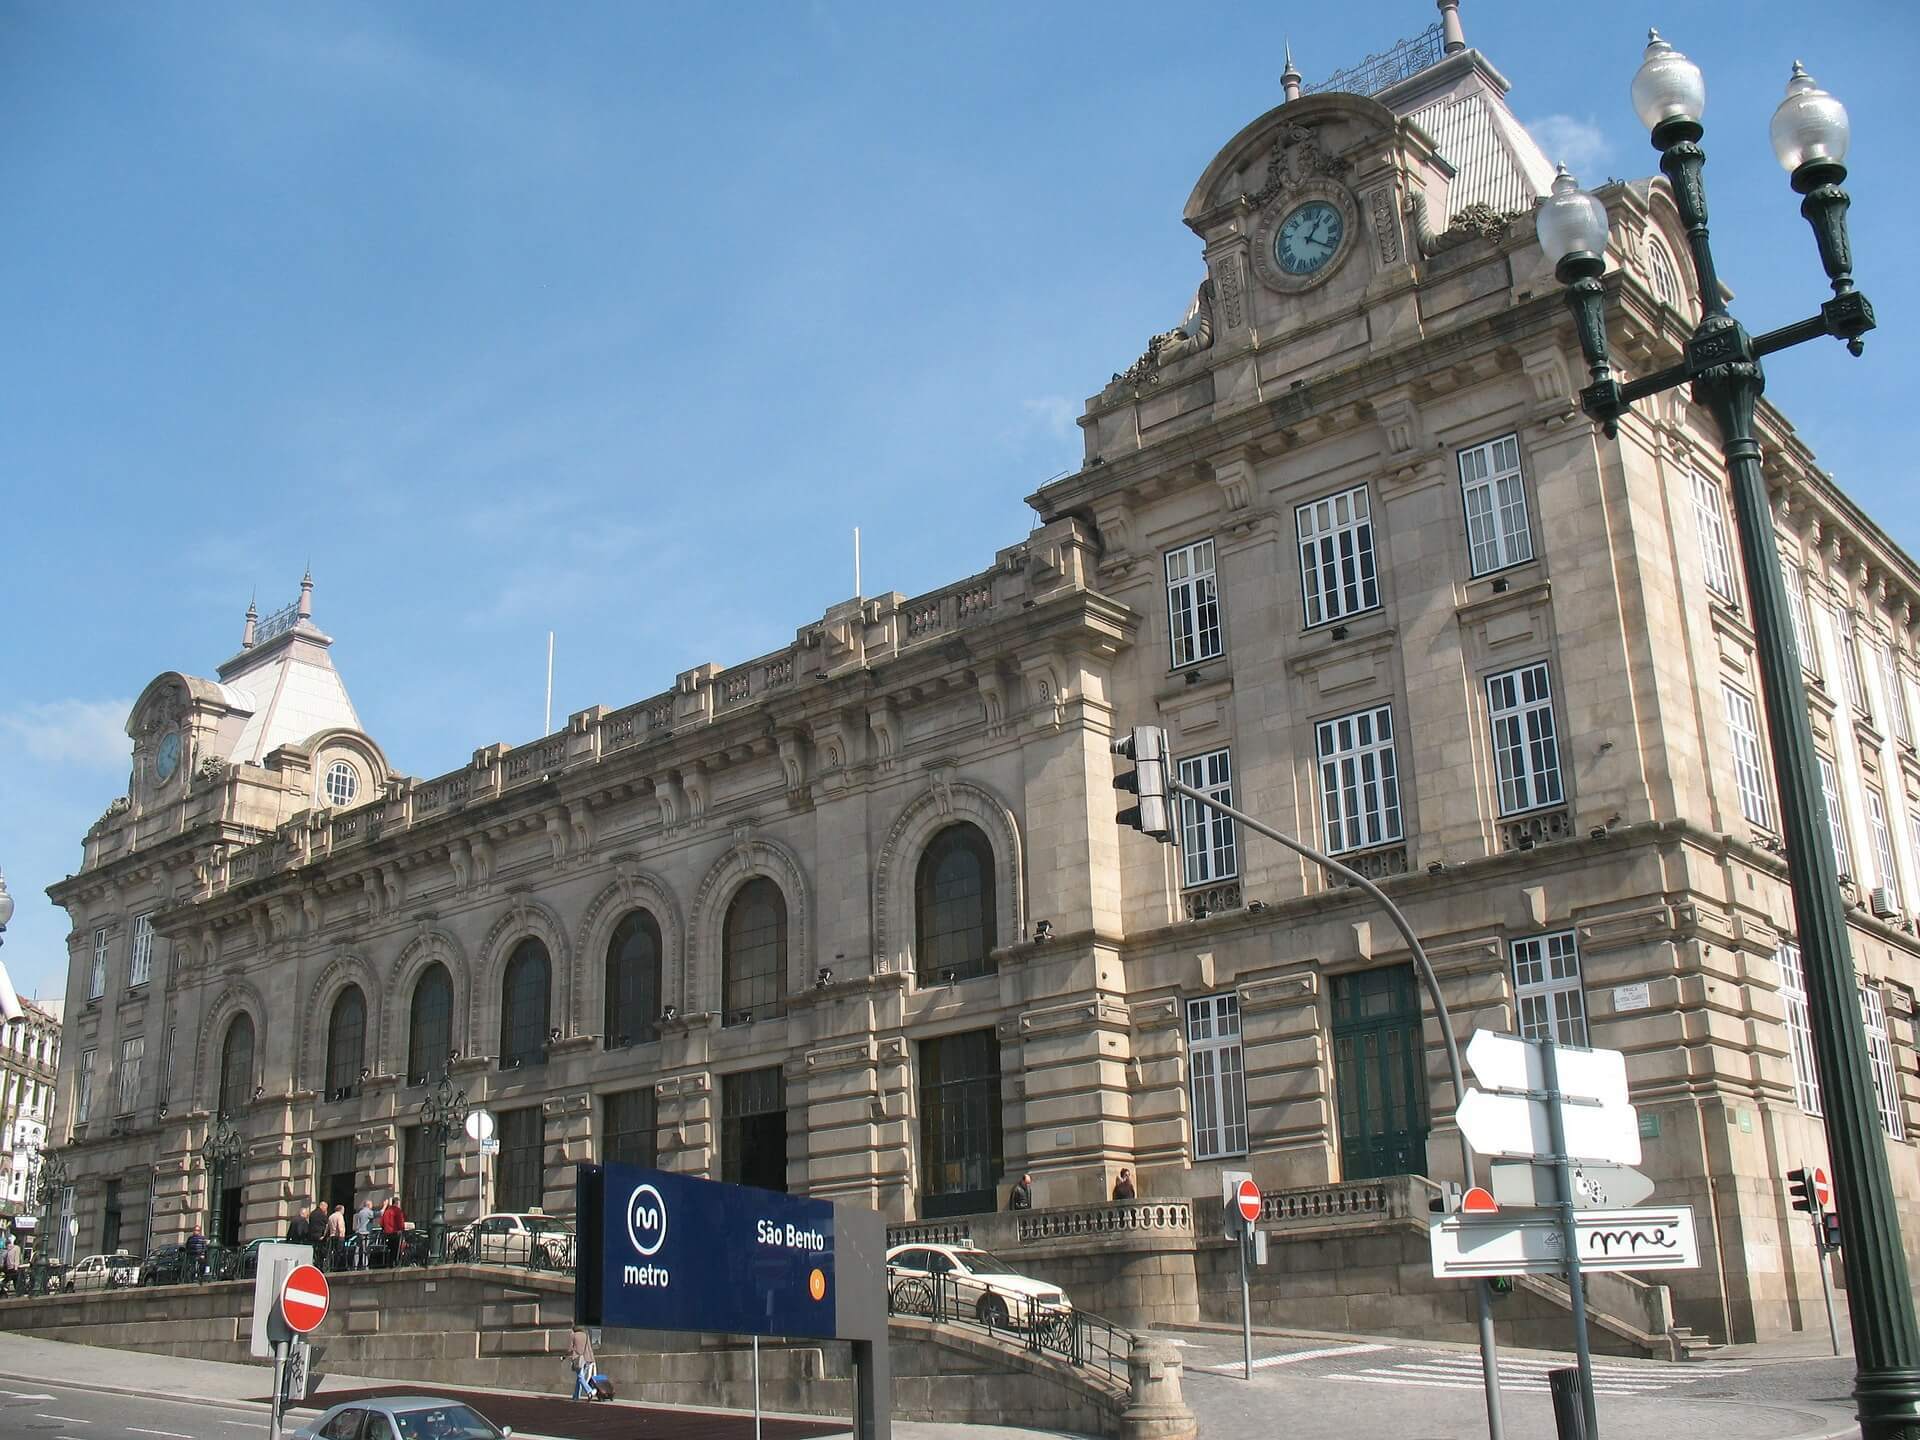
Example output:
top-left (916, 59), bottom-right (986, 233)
top-left (1, 997), bottom-right (62, 1229)
top-left (43, 18), bottom-right (1920, 1341)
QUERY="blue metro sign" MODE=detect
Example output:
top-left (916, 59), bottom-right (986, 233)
top-left (576, 1162), bottom-right (838, 1340)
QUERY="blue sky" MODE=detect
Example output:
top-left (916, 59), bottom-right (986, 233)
top-left (2, 1), bottom-right (1916, 1003)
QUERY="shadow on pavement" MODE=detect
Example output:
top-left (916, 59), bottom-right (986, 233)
top-left (273, 1384), bottom-right (849, 1440)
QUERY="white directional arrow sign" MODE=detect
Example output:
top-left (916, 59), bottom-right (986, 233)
top-left (1430, 1206), bottom-right (1699, 1277)
top-left (1466, 1029), bottom-right (1628, 1104)
top-left (1490, 1158), bottom-right (1657, 1210)
top-left (1456, 1087), bottom-right (1642, 1167)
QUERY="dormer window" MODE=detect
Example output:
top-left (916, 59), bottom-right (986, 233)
top-left (322, 759), bottom-right (359, 808)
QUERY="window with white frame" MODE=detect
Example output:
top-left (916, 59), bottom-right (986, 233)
top-left (1458, 434), bottom-right (1534, 575)
top-left (1776, 942), bottom-right (1822, 1116)
top-left (89, 929), bottom-right (108, 1001)
top-left (1177, 749), bottom-right (1237, 889)
top-left (323, 759), bottom-right (359, 809)
top-left (116, 1036), bottom-right (143, 1116)
top-left (1690, 472), bottom-right (1737, 603)
top-left (1876, 643), bottom-right (1912, 747)
top-left (1511, 931), bottom-right (1588, 1045)
top-left (1296, 485), bottom-right (1378, 626)
top-left (1866, 787), bottom-right (1900, 906)
top-left (1784, 565), bottom-right (1820, 678)
top-left (1487, 662), bottom-right (1564, 815)
top-left (1186, 993), bottom-right (1248, 1160)
top-left (1838, 611), bottom-right (1869, 717)
top-left (1860, 984), bottom-right (1905, 1139)
top-left (1315, 705), bottom-right (1403, 854)
top-left (1648, 239), bottom-right (1682, 308)
top-left (129, 913), bottom-right (153, 988)
top-left (1722, 684), bottom-right (1773, 828)
top-left (1818, 756), bottom-right (1853, 876)
top-left (1165, 539), bottom-right (1223, 668)
top-left (75, 1050), bottom-right (95, 1126)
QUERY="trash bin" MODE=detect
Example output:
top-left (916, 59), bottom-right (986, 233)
top-left (1548, 1366), bottom-right (1587, 1440)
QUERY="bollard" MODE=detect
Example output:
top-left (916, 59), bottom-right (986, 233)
top-left (1120, 1337), bottom-right (1198, 1440)
top-left (1547, 1366), bottom-right (1587, 1440)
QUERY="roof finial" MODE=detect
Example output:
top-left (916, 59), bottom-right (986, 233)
top-left (1437, 0), bottom-right (1465, 54)
top-left (1281, 42), bottom-right (1303, 104)
top-left (298, 567), bottom-right (314, 621)
top-left (242, 594), bottom-right (258, 650)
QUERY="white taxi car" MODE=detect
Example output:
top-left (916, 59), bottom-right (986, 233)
top-left (450, 1211), bottom-right (574, 1269)
top-left (885, 1242), bottom-right (1071, 1328)
top-left (63, 1251), bottom-right (140, 1292)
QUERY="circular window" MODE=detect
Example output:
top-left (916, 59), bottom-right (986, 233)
top-left (323, 759), bottom-right (360, 808)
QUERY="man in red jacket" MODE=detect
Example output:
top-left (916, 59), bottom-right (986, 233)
top-left (380, 1195), bottom-right (406, 1267)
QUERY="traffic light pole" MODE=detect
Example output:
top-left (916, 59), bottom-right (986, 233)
top-left (1817, 1210), bottom-right (1842, 1358)
top-left (1154, 768), bottom-right (1505, 1440)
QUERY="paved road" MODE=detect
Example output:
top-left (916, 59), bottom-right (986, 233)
top-left (0, 1377), bottom-right (272, 1439)
top-left (1169, 1329), bottom-right (1857, 1439)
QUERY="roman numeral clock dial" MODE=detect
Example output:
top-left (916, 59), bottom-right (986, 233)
top-left (1276, 200), bottom-right (1344, 276)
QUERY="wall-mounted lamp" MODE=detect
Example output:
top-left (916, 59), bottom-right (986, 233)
top-left (1516, 835), bottom-right (1536, 852)
top-left (156, 1103), bottom-right (169, 1120)
top-left (448, 1048), bottom-right (461, 1063)
top-left (661, 1006), bottom-right (678, 1023)
top-left (1427, 861), bottom-right (1446, 876)
top-left (1590, 826), bottom-right (1609, 841)
top-left (1191, 904), bottom-right (1211, 921)
top-left (816, 967), bottom-right (834, 990)
top-left (1330, 625), bottom-right (1349, 641)
top-left (1246, 900), bottom-right (1267, 914)
top-left (359, 1066), bottom-right (372, 1082)
top-left (251, 1085), bottom-right (266, 1101)
top-left (548, 1027), bottom-right (562, 1045)
top-left (1033, 920), bottom-right (1054, 943)
top-left (940, 969), bottom-right (959, 987)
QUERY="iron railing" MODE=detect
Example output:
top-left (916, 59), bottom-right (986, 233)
top-left (447, 1228), bottom-right (576, 1273)
top-left (1304, 23), bottom-right (1444, 98)
top-left (885, 1270), bottom-right (1131, 1386)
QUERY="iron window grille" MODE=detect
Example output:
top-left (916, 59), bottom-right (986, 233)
top-left (326, 986), bottom-right (367, 1100)
top-left (400, 1123), bottom-right (437, 1227)
top-left (1186, 993), bottom-right (1248, 1160)
top-left (408, 963), bottom-right (453, 1085)
top-left (915, 824), bottom-right (997, 984)
top-left (603, 1088), bottom-right (658, 1170)
top-left (1296, 485), bottom-right (1379, 627)
top-left (496, 1106), bottom-right (547, 1214)
top-left (1511, 931), bottom-right (1588, 1046)
top-left (1457, 434), bottom-right (1534, 576)
top-left (721, 1066), bottom-right (787, 1193)
top-left (1721, 683), bottom-right (1773, 829)
top-left (1690, 471), bottom-right (1738, 603)
top-left (1165, 539), bottom-right (1224, 668)
top-left (499, 939), bottom-right (552, 1069)
top-left (1487, 663), bottom-right (1564, 815)
top-left (129, 913), bottom-right (154, 989)
top-left (1177, 749), bottom-right (1237, 889)
top-left (1776, 945), bottom-right (1822, 1114)
top-left (917, 1029), bottom-right (1005, 1215)
top-left (722, 879), bottom-right (787, 1025)
top-left (1315, 704), bottom-right (1403, 854)
top-left (1818, 756), bottom-right (1853, 876)
top-left (604, 911), bottom-right (663, 1049)
top-left (220, 1014), bottom-right (254, 1117)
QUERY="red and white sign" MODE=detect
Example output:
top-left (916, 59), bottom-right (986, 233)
top-left (1235, 1178), bottom-right (1262, 1223)
top-left (279, 1264), bottom-right (330, 1334)
top-left (1460, 1186), bottom-right (1498, 1214)
top-left (1813, 1167), bottom-right (1833, 1210)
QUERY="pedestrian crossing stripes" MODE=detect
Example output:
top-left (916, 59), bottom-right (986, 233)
top-left (1327, 1353), bottom-right (1750, 1396)
top-left (1209, 1342), bottom-right (1390, 1371)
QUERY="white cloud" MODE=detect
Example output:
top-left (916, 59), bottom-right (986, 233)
top-left (0, 699), bottom-right (133, 771)
top-left (1526, 115), bottom-right (1614, 178)
top-left (1021, 395), bottom-right (1080, 443)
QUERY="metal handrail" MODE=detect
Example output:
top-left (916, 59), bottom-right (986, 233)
top-left (885, 1270), bottom-right (1131, 1386)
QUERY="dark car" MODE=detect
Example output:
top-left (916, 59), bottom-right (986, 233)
top-left (139, 1244), bottom-right (200, 1286)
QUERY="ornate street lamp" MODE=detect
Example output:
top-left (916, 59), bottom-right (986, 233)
top-left (1540, 33), bottom-right (1912, 1440)
top-left (199, 1113), bottom-right (245, 1274)
top-left (30, 1148), bottom-right (68, 1297)
top-left (419, 1069), bottom-right (468, 1264)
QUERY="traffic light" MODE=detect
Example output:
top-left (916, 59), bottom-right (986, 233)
top-left (1787, 1167), bottom-right (1816, 1213)
top-left (1822, 1211), bottom-right (1842, 1251)
top-left (1487, 1276), bottom-right (1515, 1296)
top-left (1112, 726), bottom-right (1173, 842)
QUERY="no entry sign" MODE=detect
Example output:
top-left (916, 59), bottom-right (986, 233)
top-left (279, 1264), bottom-right (330, 1334)
top-left (1813, 1167), bottom-right (1833, 1209)
top-left (1235, 1178), bottom-right (1262, 1223)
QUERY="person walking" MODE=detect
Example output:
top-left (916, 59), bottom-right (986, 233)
top-left (380, 1195), bottom-right (406, 1267)
top-left (325, 1200), bottom-right (347, 1270)
top-left (186, 1223), bottom-right (209, 1281)
top-left (565, 1326), bottom-right (597, 1401)
top-left (352, 1198), bottom-right (375, 1269)
top-left (1112, 1167), bottom-right (1137, 1201)
top-left (2, 1235), bottom-right (21, 1294)
top-left (1007, 1174), bottom-right (1033, 1212)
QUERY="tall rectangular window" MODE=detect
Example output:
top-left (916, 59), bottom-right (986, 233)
top-left (602, 1088), bottom-right (658, 1170)
top-left (1784, 565), bottom-right (1819, 677)
top-left (160, 1025), bottom-right (176, 1105)
top-left (1458, 434), bottom-right (1533, 575)
top-left (1776, 942), bottom-right (1821, 1115)
top-left (1690, 471), bottom-right (1737, 602)
top-left (917, 1029), bottom-right (1005, 1217)
top-left (1838, 611), bottom-right (1869, 717)
top-left (116, 1036), bottom-right (143, 1116)
top-left (1487, 663), bottom-right (1563, 815)
top-left (1877, 644), bottom-right (1912, 747)
top-left (129, 914), bottom-right (154, 989)
top-left (1722, 684), bottom-right (1772, 828)
top-left (1818, 756), bottom-right (1852, 875)
top-left (1165, 539), bottom-right (1223, 668)
top-left (76, 1050), bottom-right (95, 1126)
top-left (496, 1106), bottom-right (546, 1215)
top-left (1511, 932), bottom-right (1587, 1045)
top-left (721, 1067), bottom-right (787, 1194)
top-left (1186, 993), bottom-right (1247, 1161)
top-left (1860, 985), bottom-right (1905, 1139)
top-left (89, 930), bottom-right (108, 1001)
top-left (1297, 485), bottom-right (1378, 626)
top-left (1315, 705), bottom-right (1403, 854)
top-left (1866, 787), bottom-right (1900, 906)
top-left (401, 1124), bottom-right (437, 1229)
top-left (1177, 749), bottom-right (1237, 888)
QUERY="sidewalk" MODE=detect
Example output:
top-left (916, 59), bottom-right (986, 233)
top-left (0, 1333), bottom-right (1083, 1440)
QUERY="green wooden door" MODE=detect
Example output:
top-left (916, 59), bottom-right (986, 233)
top-left (1332, 965), bottom-right (1429, 1179)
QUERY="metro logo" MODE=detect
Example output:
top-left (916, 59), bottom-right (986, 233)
top-left (626, 1183), bottom-right (668, 1257)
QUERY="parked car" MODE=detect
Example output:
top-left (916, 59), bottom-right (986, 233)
top-left (291, 1395), bottom-right (512, 1440)
top-left (62, 1251), bottom-right (139, 1292)
top-left (885, 1242), bottom-right (1071, 1327)
top-left (139, 1244), bottom-right (195, 1286)
top-left (449, 1212), bottom-right (574, 1269)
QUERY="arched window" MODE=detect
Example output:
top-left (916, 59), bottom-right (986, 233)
top-left (500, 939), bottom-right (552, 1069)
top-left (722, 879), bottom-right (787, 1025)
top-left (219, 1013), bottom-right (254, 1118)
top-left (915, 823), bottom-right (997, 983)
top-left (1649, 240), bottom-right (1682, 310)
top-left (408, 964), bottom-right (453, 1085)
top-left (604, 910), bottom-right (663, 1049)
top-left (325, 986), bottom-right (366, 1100)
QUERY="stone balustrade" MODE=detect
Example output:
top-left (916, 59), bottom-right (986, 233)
top-left (1017, 1200), bottom-right (1193, 1243)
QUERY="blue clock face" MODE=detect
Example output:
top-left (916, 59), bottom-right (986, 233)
top-left (154, 731), bottom-right (180, 783)
top-left (1276, 200), bottom-right (1344, 276)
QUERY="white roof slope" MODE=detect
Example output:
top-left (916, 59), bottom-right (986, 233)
top-left (1375, 47), bottom-right (1557, 224)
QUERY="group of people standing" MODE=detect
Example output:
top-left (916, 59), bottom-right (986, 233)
top-left (284, 1194), bottom-right (410, 1269)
